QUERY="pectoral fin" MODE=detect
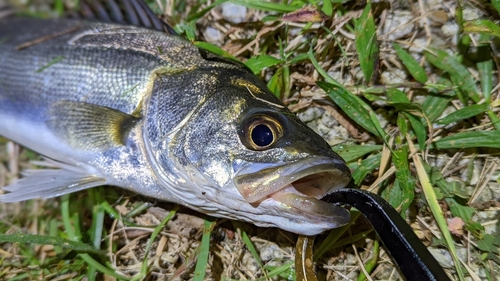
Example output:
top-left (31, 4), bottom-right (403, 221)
top-left (0, 159), bottom-right (106, 202)
top-left (46, 100), bottom-right (140, 151)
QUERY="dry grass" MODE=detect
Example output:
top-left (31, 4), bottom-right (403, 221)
top-left (1, 0), bottom-right (500, 280)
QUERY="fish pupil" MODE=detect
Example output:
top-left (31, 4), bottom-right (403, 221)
top-left (251, 124), bottom-right (273, 147)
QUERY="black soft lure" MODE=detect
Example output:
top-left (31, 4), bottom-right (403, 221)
top-left (72, 1), bottom-right (451, 280)
top-left (324, 189), bottom-right (451, 281)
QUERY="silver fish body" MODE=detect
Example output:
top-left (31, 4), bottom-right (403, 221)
top-left (0, 18), bottom-right (351, 235)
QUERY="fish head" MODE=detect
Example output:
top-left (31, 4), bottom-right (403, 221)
top-left (145, 61), bottom-right (351, 235)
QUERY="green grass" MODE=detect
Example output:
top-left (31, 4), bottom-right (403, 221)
top-left (1, 0), bottom-right (500, 280)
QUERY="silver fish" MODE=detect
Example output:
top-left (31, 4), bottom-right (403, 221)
top-left (0, 17), bottom-right (351, 235)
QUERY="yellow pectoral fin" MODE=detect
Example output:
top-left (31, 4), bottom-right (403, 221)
top-left (46, 100), bottom-right (140, 151)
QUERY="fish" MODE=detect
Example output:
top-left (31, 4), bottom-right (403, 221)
top-left (0, 1), bottom-right (351, 235)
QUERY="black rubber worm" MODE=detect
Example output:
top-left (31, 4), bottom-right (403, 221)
top-left (323, 188), bottom-right (451, 281)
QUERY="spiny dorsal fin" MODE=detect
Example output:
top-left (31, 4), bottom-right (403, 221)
top-left (0, 159), bottom-right (106, 202)
top-left (78, 0), bottom-right (177, 35)
top-left (46, 100), bottom-right (139, 151)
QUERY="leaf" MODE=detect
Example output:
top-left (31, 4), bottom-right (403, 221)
top-left (465, 221), bottom-right (484, 239)
top-left (477, 34), bottom-right (493, 102)
top-left (194, 41), bottom-right (238, 61)
top-left (352, 153), bottom-right (382, 185)
top-left (229, 0), bottom-right (300, 13)
top-left (445, 198), bottom-right (475, 222)
top-left (404, 113), bottom-right (427, 151)
top-left (413, 155), bottom-right (466, 280)
top-left (332, 144), bottom-right (383, 163)
top-left (393, 43), bottom-right (428, 84)
top-left (425, 48), bottom-right (480, 103)
top-left (493, 0), bottom-right (500, 14)
top-left (382, 179), bottom-right (402, 209)
top-left (391, 145), bottom-right (415, 213)
top-left (435, 103), bottom-right (489, 125)
top-left (245, 55), bottom-right (283, 74)
top-left (355, 3), bottom-right (378, 83)
top-left (356, 240), bottom-right (379, 281)
top-left (0, 233), bottom-right (105, 255)
top-left (318, 81), bottom-right (386, 138)
top-left (187, 0), bottom-right (227, 22)
top-left (263, 262), bottom-right (295, 280)
top-left (387, 88), bottom-right (411, 103)
top-left (322, 0), bottom-right (333, 17)
top-left (422, 93), bottom-right (453, 122)
top-left (477, 234), bottom-right (500, 254)
top-left (434, 131), bottom-right (500, 149)
top-left (193, 218), bottom-right (217, 281)
top-left (267, 68), bottom-right (284, 98)
top-left (397, 114), bottom-right (408, 136)
top-left (463, 20), bottom-right (500, 38)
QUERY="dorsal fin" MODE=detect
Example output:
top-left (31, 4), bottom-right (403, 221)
top-left (77, 0), bottom-right (177, 35)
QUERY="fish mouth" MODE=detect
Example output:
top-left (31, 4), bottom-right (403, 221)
top-left (234, 156), bottom-right (351, 222)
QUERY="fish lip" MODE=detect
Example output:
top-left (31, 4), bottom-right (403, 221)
top-left (234, 156), bottom-right (350, 203)
top-left (233, 156), bottom-right (351, 227)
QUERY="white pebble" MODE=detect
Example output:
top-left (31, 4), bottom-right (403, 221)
top-left (221, 3), bottom-right (247, 24)
top-left (203, 27), bottom-right (222, 44)
top-left (297, 107), bottom-right (325, 123)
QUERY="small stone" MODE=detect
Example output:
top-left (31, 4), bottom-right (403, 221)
top-left (462, 7), bottom-right (482, 21)
top-left (380, 68), bottom-right (407, 85)
top-left (428, 248), bottom-right (454, 268)
top-left (382, 11), bottom-right (414, 40)
top-left (242, 252), bottom-right (259, 272)
top-left (442, 22), bottom-right (459, 38)
top-left (260, 244), bottom-right (282, 261)
top-left (321, 111), bottom-right (339, 128)
top-left (375, 108), bottom-right (391, 129)
top-left (408, 38), bottom-right (427, 53)
top-left (221, 3), bottom-right (247, 24)
top-left (203, 27), bottom-right (222, 44)
top-left (317, 122), bottom-right (331, 136)
top-left (297, 107), bottom-right (325, 123)
top-left (324, 127), bottom-right (349, 146)
top-left (344, 253), bottom-right (357, 265)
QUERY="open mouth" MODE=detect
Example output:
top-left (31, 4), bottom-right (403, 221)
top-left (234, 157), bottom-right (351, 220)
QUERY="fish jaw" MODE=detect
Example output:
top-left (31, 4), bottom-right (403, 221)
top-left (226, 156), bottom-right (351, 234)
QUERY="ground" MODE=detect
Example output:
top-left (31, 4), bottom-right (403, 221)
top-left (0, 0), bottom-right (499, 280)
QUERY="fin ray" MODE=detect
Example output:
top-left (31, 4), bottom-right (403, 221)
top-left (46, 100), bottom-right (139, 151)
top-left (79, 0), bottom-right (177, 34)
top-left (0, 159), bottom-right (106, 202)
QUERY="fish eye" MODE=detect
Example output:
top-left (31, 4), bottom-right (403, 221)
top-left (243, 115), bottom-right (283, 150)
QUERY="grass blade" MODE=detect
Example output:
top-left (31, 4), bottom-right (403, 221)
top-left (318, 81), bottom-right (386, 138)
top-left (245, 55), bottom-right (283, 74)
top-left (229, 0), bottom-right (300, 13)
top-left (355, 3), bottom-right (378, 83)
top-left (391, 144), bottom-right (415, 213)
top-left (435, 103), bottom-right (488, 125)
top-left (193, 218), bottom-right (217, 281)
top-left (393, 43), bottom-right (427, 84)
top-left (332, 144), bottom-right (382, 163)
top-left (0, 233), bottom-right (105, 255)
top-left (434, 130), bottom-right (500, 149)
top-left (425, 48), bottom-right (480, 103)
top-left (351, 153), bottom-right (382, 185)
top-left (413, 154), bottom-right (465, 281)
top-left (463, 20), bottom-right (500, 38)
